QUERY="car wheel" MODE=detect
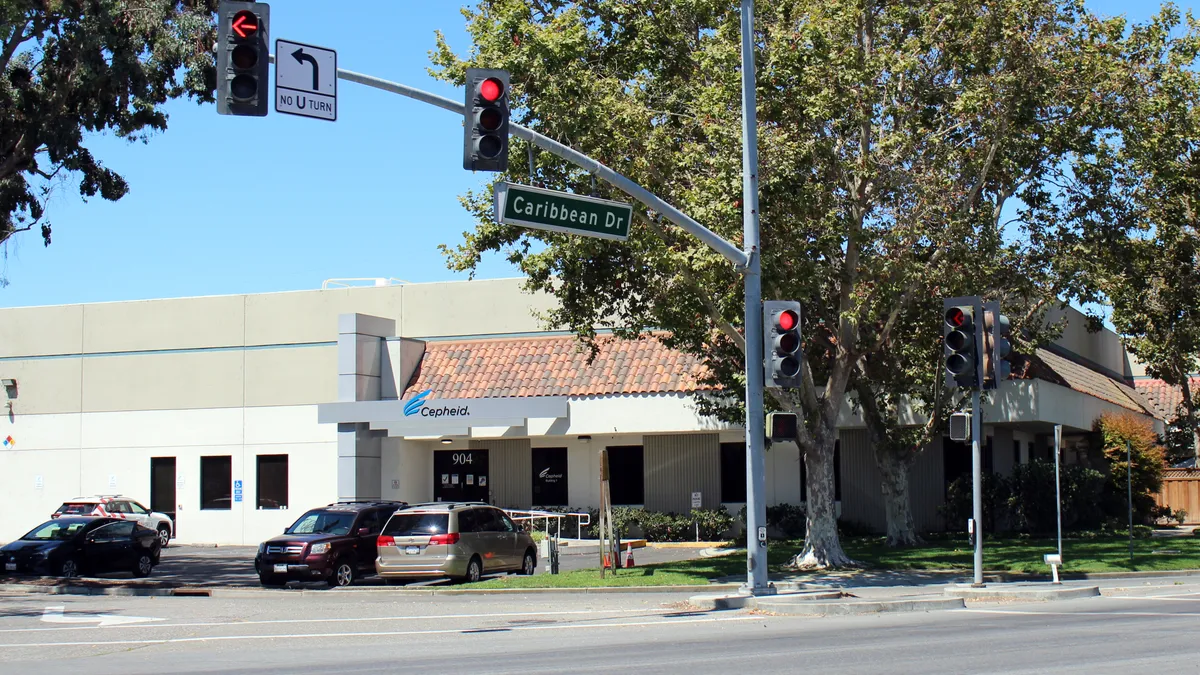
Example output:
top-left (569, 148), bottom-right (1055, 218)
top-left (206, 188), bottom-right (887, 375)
top-left (462, 556), bottom-right (483, 584)
top-left (156, 526), bottom-right (171, 548)
top-left (132, 553), bottom-right (154, 578)
top-left (58, 558), bottom-right (80, 579)
top-left (520, 549), bottom-right (536, 576)
top-left (329, 558), bottom-right (355, 587)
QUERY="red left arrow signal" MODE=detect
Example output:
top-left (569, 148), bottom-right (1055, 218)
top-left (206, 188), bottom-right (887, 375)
top-left (232, 10), bottom-right (258, 39)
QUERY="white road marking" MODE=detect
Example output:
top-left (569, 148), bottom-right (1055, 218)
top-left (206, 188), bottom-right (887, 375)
top-left (1104, 593), bottom-right (1200, 601)
top-left (40, 606), bottom-right (164, 627)
top-left (963, 608), bottom-right (1200, 618)
top-left (0, 607), bottom-right (687, 634)
top-left (0, 615), bottom-right (757, 649)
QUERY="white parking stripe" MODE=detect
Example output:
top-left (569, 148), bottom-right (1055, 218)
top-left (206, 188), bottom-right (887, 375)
top-left (0, 607), bottom-right (690, 634)
top-left (0, 615), bottom-right (756, 649)
top-left (1105, 594), bottom-right (1200, 601)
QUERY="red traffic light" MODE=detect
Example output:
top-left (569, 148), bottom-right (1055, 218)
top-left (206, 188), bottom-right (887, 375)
top-left (480, 77), bottom-right (504, 103)
top-left (777, 309), bottom-right (798, 331)
top-left (945, 307), bottom-right (966, 327)
top-left (232, 10), bottom-right (259, 39)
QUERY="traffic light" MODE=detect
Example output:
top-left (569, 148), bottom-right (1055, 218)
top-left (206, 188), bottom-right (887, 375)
top-left (949, 412), bottom-right (971, 441)
top-left (216, 1), bottom-right (270, 116)
top-left (763, 300), bottom-right (803, 389)
top-left (943, 297), bottom-right (982, 389)
top-left (463, 68), bottom-right (510, 172)
top-left (767, 412), bottom-right (798, 441)
top-left (982, 301), bottom-right (1013, 390)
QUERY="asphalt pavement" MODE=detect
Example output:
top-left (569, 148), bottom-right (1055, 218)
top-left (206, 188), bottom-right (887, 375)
top-left (2, 578), bottom-right (1200, 674)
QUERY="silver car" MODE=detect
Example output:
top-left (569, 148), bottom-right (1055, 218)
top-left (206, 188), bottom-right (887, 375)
top-left (375, 503), bottom-right (537, 583)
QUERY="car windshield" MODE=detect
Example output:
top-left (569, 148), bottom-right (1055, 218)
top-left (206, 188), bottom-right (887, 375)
top-left (285, 510), bottom-right (356, 535)
top-left (56, 503), bottom-right (96, 515)
top-left (382, 513), bottom-right (449, 536)
top-left (23, 519), bottom-right (89, 541)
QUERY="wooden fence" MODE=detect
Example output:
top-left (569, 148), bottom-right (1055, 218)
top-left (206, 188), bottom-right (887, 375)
top-left (1156, 468), bottom-right (1200, 525)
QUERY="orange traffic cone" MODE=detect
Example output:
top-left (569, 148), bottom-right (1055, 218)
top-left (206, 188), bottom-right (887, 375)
top-left (625, 543), bottom-right (635, 568)
top-left (602, 555), bottom-right (611, 569)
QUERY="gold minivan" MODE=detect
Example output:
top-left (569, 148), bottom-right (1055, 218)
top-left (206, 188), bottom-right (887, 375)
top-left (375, 503), bottom-right (537, 583)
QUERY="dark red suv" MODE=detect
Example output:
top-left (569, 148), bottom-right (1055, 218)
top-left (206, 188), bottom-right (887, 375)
top-left (254, 500), bottom-right (406, 587)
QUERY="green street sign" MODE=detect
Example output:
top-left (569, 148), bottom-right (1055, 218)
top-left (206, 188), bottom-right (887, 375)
top-left (494, 183), bottom-right (632, 241)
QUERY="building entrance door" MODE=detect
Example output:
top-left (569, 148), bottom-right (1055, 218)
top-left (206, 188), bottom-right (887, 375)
top-left (434, 449), bottom-right (489, 503)
top-left (150, 457), bottom-right (177, 538)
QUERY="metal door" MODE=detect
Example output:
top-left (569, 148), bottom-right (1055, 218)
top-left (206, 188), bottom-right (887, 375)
top-left (434, 450), bottom-right (489, 503)
top-left (150, 457), bottom-right (176, 538)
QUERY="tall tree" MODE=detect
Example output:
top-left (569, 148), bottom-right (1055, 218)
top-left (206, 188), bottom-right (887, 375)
top-left (1037, 5), bottom-right (1200, 460)
top-left (0, 0), bottom-right (217, 264)
top-left (432, 0), bottom-right (1098, 567)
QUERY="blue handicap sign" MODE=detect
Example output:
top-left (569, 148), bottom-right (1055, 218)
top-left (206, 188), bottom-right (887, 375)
top-left (234, 479), bottom-right (243, 489)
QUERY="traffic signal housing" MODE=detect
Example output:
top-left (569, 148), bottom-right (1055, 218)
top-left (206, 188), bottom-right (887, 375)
top-left (216, 1), bottom-right (270, 116)
top-left (767, 412), bottom-right (798, 442)
top-left (763, 300), bottom-right (803, 389)
top-left (943, 297), bottom-right (983, 389)
top-left (463, 68), bottom-right (510, 172)
top-left (982, 301), bottom-right (1013, 390)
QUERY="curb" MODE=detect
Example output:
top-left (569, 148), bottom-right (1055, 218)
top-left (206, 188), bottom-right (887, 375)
top-left (754, 596), bottom-right (966, 616)
top-left (647, 542), bottom-right (732, 549)
top-left (689, 590), bottom-right (844, 611)
top-left (943, 584), bottom-right (1101, 602)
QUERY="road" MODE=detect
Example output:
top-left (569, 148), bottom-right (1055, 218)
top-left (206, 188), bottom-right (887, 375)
top-left (1, 580), bottom-right (1200, 674)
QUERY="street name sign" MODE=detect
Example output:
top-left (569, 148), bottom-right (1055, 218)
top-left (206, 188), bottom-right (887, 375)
top-left (494, 183), bottom-right (632, 241)
top-left (275, 39), bottom-right (336, 121)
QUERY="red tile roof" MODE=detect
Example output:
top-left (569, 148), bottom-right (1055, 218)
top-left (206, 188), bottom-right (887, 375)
top-left (1134, 376), bottom-right (1200, 421)
top-left (403, 334), bottom-right (714, 399)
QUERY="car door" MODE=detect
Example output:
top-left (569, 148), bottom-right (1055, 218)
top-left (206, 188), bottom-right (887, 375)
top-left (494, 510), bottom-right (522, 569)
top-left (354, 510), bottom-right (384, 572)
top-left (83, 521), bottom-right (136, 574)
top-left (476, 508), bottom-right (511, 570)
top-left (126, 501), bottom-right (154, 529)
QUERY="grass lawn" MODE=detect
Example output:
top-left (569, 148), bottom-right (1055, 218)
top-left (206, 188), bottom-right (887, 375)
top-left (466, 533), bottom-right (1200, 589)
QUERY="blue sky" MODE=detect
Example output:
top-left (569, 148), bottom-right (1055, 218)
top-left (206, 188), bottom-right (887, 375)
top-left (0, 0), bottom-right (1194, 308)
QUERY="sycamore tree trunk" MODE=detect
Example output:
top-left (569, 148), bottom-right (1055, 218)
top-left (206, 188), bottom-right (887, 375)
top-left (792, 434), bottom-right (855, 568)
top-left (875, 446), bottom-right (923, 547)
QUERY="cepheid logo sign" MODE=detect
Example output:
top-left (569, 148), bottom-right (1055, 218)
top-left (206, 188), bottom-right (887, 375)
top-left (403, 390), bottom-right (471, 418)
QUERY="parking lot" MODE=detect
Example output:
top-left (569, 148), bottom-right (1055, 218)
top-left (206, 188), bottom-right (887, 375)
top-left (1, 542), bottom-right (720, 589)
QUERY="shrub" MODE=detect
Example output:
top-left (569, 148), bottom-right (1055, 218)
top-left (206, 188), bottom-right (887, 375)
top-left (939, 472), bottom-right (1009, 533)
top-left (766, 504), bottom-right (807, 538)
top-left (1094, 412), bottom-right (1168, 525)
top-left (1008, 460), bottom-right (1106, 533)
top-left (690, 508), bottom-right (736, 541)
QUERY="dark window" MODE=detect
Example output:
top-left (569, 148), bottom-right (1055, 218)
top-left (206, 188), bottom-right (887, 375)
top-left (457, 509), bottom-right (480, 533)
top-left (531, 447), bottom-right (569, 506)
top-left (256, 455), bottom-right (288, 510)
top-left (607, 446), bottom-right (645, 505)
top-left (1013, 440), bottom-right (1021, 467)
top-left (200, 456), bottom-right (232, 510)
top-left (358, 510), bottom-right (384, 535)
top-left (91, 521), bottom-right (136, 541)
top-left (720, 442), bottom-right (747, 503)
top-left (497, 510), bottom-right (518, 532)
top-left (384, 513), bottom-right (448, 536)
top-left (984, 436), bottom-right (994, 474)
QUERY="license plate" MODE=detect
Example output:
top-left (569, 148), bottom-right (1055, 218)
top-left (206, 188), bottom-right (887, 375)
top-left (4, 563), bottom-right (15, 571)
top-left (273, 564), bottom-right (288, 574)
top-left (405, 546), bottom-right (420, 555)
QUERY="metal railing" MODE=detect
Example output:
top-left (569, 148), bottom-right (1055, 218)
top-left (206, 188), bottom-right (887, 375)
top-left (505, 509), bottom-right (592, 540)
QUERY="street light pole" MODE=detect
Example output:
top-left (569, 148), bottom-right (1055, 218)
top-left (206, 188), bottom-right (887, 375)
top-left (738, 0), bottom-right (770, 596)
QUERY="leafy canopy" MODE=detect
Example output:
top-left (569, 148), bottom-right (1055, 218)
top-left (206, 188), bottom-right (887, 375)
top-left (0, 0), bottom-right (217, 256)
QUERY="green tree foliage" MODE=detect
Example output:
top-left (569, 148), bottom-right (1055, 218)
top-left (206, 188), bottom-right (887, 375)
top-left (431, 0), bottom-right (1109, 567)
top-left (0, 0), bottom-right (217, 259)
top-left (1036, 5), bottom-right (1200, 448)
top-left (1094, 411), bottom-right (1168, 524)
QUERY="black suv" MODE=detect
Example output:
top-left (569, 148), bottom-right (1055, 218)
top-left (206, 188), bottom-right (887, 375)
top-left (254, 500), bottom-right (406, 587)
